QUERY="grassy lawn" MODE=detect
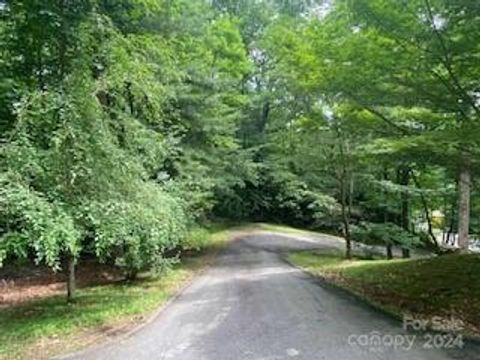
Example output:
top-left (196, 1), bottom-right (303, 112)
top-left (289, 250), bottom-right (480, 337)
top-left (0, 225), bottom-right (232, 360)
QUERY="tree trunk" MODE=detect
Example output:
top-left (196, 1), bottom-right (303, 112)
top-left (259, 101), bottom-right (270, 133)
top-left (342, 208), bottom-right (352, 259)
top-left (386, 244), bottom-right (393, 260)
top-left (457, 155), bottom-right (471, 251)
top-left (382, 170), bottom-right (393, 259)
top-left (340, 175), bottom-right (352, 259)
top-left (125, 270), bottom-right (138, 282)
top-left (399, 167), bottom-right (411, 258)
top-left (446, 200), bottom-right (456, 246)
top-left (348, 174), bottom-right (354, 219)
top-left (335, 124), bottom-right (352, 260)
top-left (410, 171), bottom-right (440, 251)
top-left (126, 81), bottom-right (135, 116)
top-left (66, 255), bottom-right (76, 302)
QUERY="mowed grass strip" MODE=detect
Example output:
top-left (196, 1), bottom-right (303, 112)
top-left (289, 250), bottom-right (480, 337)
top-left (0, 226), bottom-right (231, 360)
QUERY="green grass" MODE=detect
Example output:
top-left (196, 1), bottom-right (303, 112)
top-left (289, 250), bottom-right (480, 337)
top-left (0, 225), bottom-right (232, 360)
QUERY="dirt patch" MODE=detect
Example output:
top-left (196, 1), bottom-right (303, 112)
top-left (0, 259), bottom-right (124, 307)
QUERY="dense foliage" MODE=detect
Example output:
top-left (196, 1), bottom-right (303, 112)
top-left (1, 0), bottom-right (479, 298)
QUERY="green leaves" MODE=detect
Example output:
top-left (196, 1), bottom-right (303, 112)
top-left (352, 222), bottom-right (422, 249)
top-left (0, 173), bottom-right (80, 270)
top-left (206, 16), bottom-right (251, 79)
top-left (0, 0), bottom-right (257, 278)
top-left (5, 0), bottom-right (479, 274)
top-left (84, 183), bottom-right (187, 274)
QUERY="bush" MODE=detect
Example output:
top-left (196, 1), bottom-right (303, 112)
top-left (351, 222), bottom-right (422, 249)
top-left (83, 182), bottom-right (188, 278)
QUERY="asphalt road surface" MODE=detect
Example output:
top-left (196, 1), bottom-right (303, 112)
top-left (63, 231), bottom-right (480, 360)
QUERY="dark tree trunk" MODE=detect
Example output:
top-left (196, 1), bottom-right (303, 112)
top-left (126, 81), bottom-right (135, 116)
top-left (399, 167), bottom-right (411, 258)
top-left (386, 244), bottom-right (393, 260)
top-left (348, 175), bottom-right (354, 219)
top-left (334, 122), bottom-right (353, 260)
top-left (446, 199), bottom-right (456, 245)
top-left (340, 169), bottom-right (352, 259)
top-left (258, 101), bottom-right (270, 133)
top-left (66, 255), bottom-right (76, 302)
top-left (125, 270), bottom-right (138, 282)
top-left (383, 170), bottom-right (393, 260)
top-left (410, 171), bottom-right (440, 251)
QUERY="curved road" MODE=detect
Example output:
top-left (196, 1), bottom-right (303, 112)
top-left (63, 232), bottom-right (480, 360)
